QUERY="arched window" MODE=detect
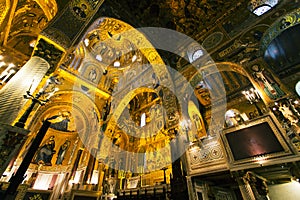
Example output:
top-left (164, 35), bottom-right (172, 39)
top-left (140, 112), bottom-right (146, 127)
top-left (296, 81), bottom-right (300, 97)
top-left (248, 0), bottom-right (279, 16)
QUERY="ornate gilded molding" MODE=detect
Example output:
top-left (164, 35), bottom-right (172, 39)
top-left (260, 8), bottom-right (300, 53)
top-left (0, 0), bottom-right (10, 27)
top-left (32, 37), bottom-right (65, 74)
top-left (35, 0), bottom-right (57, 19)
top-left (188, 137), bottom-right (227, 175)
top-left (41, 0), bottom-right (104, 49)
top-left (0, 123), bottom-right (29, 176)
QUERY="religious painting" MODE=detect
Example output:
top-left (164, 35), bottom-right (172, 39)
top-left (221, 115), bottom-right (293, 167)
top-left (31, 132), bottom-right (75, 167)
top-left (81, 63), bottom-right (101, 84)
top-left (55, 139), bottom-right (71, 165)
top-left (30, 109), bottom-right (78, 167)
top-left (48, 111), bottom-right (76, 132)
top-left (225, 122), bottom-right (284, 160)
top-left (250, 64), bottom-right (285, 100)
top-left (188, 101), bottom-right (207, 140)
top-left (32, 135), bottom-right (56, 166)
top-left (194, 81), bottom-right (211, 107)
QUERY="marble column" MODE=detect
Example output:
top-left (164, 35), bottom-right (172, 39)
top-left (83, 148), bottom-right (97, 184)
top-left (170, 129), bottom-right (189, 200)
top-left (186, 176), bottom-right (196, 200)
top-left (236, 175), bottom-right (256, 200)
top-left (0, 57), bottom-right (49, 125)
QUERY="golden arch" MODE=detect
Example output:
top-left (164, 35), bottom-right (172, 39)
top-left (82, 17), bottom-right (174, 91)
top-left (81, 17), bottom-right (181, 134)
top-left (188, 62), bottom-right (274, 107)
top-left (108, 87), bottom-right (159, 127)
top-left (29, 90), bottom-right (101, 141)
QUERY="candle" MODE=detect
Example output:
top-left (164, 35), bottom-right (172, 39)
top-left (28, 79), bottom-right (35, 93)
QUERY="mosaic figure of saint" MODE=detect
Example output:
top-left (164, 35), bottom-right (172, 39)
top-left (33, 136), bottom-right (56, 166)
top-left (56, 139), bottom-right (71, 165)
top-left (251, 65), bottom-right (285, 100)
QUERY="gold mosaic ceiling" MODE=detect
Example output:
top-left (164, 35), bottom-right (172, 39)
top-left (1, 1), bottom-right (298, 97)
top-left (0, 0), bottom-right (59, 70)
top-left (102, 0), bottom-right (249, 37)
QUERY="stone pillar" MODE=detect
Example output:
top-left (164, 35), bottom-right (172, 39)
top-left (83, 148), bottom-right (97, 184)
top-left (245, 172), bottom-right (269, 200)
top-left (236, 176), bottom-right (256, 200)
top-left (69, 149), bottom-right (83, 181)
top-left (97, 162), bottom-right (105, 192)
top-left (3, 120), bottom-right (51, 199)
top-left (170, 129), bottom-right (189, 200)
top-left (186, 176), bottom-right (196, 200)
top-left (234, 172), bottom-right (256, 200)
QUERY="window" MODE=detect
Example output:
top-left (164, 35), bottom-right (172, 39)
top-left (140, 112), bottom-right (146, 127)
top-left (248, 0), bottom-right (279, 16)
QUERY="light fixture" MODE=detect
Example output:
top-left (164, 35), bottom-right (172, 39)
top-left (192, 49), bottom-right (204, 61)
top-left (113, 61), bottom-right (120, 67)
top-left (84, 38), bottom-right (90, 46)
top-left (248, 0), bottom-right (279, 16)
top-left (131, 54), bottom-right (137, 62)
top-left (29, 40), bottom-right (36, 48)
top-left (253, 155), bottom-right (268, 166)
top-left (0, 61), bottom-right (5, 68)
top-left (242, 88), bottom-right (263, 115)
top-left (96, 54), bottom-right (102, 61)
top-left (8, 63), bottom-right (15, 68)
top-left (0, 69), bottom-right (16, 85)
top-left (0, 63), bottom-right (15, 79)
top-left (242, 88), bottom-right (258, 101)
top-left (296, 81), bottom-right (300, 97)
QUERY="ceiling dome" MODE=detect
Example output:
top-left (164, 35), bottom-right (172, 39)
top-left (83, 18), bottom-right (146, 69)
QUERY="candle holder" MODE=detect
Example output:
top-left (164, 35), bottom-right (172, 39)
top-left (14, 77), bottom-right (59, 128)
top-left (242, 88), bottom-right (263, 116)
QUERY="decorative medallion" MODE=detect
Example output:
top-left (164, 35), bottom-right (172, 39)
top-left (200, 149), bottom-right (210, 161)
top-left (71, 0), bottom-right (94, 20)
top-left (209, 146), bottom-right (223, 159)
top-left (190, 149), bottom-right (201, 164)
top-left (202, 32), bottom-right (224, 50)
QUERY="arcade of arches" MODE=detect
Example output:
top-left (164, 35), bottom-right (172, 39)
top-left (0, 1), bottom-right (300, 200)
